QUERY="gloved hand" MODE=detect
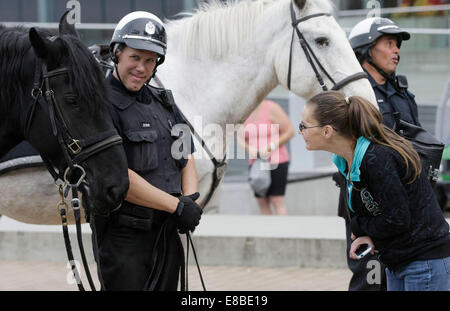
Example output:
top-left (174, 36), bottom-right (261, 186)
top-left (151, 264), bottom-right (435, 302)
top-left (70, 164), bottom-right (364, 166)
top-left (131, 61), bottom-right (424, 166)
top-left (184, 192), bottom-right (200, 202)
top-left (172, 192), bottom-right (202, 233)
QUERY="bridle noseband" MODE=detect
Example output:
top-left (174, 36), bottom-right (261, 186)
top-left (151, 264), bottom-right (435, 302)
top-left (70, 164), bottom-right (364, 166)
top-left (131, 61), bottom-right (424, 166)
top-left (25, 59), bottom-right (123, 186)
top-left (287, 1), bottom-right (368, 91)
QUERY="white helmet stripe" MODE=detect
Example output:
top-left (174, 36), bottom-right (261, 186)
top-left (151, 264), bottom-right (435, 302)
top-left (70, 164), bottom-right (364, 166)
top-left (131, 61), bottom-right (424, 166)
top-left (348, 17), bottom-right (378, 40)
top-left (115, 11), bottom-right (164, 30)
top-left (377, 25), bottom-right (400, 31)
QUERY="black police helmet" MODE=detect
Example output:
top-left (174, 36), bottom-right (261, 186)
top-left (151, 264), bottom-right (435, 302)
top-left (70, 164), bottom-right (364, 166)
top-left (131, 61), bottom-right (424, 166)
top-left (110, 11), bottom-right (167, 63)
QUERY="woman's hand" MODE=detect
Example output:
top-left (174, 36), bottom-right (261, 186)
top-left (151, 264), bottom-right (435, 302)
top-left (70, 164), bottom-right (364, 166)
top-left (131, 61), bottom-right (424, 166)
top-left (258, 147), bottom-right (271, 159)
top-left (349, 235), bottom-right (375, 260)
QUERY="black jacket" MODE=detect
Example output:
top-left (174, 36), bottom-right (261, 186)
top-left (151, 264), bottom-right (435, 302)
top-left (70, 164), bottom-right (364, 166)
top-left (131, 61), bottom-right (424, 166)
top-left (107, 75), bottom-right (194, 220)
top-left (336, 71), bottom-right (422, 219)
top-left (344, 142), bottom-right (450, 270)
top-left (366, 70), bottom-right (421, 129)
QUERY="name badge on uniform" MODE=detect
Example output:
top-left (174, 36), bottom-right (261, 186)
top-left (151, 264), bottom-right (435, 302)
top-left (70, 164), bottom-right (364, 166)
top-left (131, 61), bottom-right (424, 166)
top-left (141, 122), bottom-right (151, 128)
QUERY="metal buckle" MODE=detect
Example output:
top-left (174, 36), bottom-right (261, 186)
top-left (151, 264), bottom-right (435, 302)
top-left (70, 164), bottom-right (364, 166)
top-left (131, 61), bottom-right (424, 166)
top-left (428, 166), bottom-right (440, 182)
top-left (68, 139), bottom-right (82, 155)
top-left (64, 164), bottom-right (86, 188)
top-left (71, 198), bottom-right (81, 210)
top-left (31, 88), bottom-right (42, 99)
top-left (56, 185), bottom-right (69, 226)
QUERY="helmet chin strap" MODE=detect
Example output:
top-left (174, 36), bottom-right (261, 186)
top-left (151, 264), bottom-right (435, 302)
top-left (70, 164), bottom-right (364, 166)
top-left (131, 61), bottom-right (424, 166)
top-left (114, 64), bottom-right (123, 83)
top-left (366, 54), bottom-right (397, 84)
top-left (148, 55), bottom-right (165, 81)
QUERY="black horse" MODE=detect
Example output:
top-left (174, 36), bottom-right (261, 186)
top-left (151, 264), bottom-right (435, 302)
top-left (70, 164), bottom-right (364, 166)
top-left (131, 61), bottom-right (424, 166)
top-left (0, 13), bottom-right (129, 215)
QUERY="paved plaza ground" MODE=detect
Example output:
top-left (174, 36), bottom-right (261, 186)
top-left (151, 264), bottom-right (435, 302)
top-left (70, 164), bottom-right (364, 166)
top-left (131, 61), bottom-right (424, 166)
top-left (0, 260), bottom-right (352, 291)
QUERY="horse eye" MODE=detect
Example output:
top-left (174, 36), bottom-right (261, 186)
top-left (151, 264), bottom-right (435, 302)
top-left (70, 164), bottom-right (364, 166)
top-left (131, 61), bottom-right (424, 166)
top-left (64, 94), bottom-right (79, 105)
top-left (315, 37), bottom-right (329, 48)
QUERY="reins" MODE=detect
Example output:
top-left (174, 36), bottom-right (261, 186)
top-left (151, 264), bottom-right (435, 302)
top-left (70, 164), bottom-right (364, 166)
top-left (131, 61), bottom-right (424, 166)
top-left (153, 75), bottom-right (227, 210)
top-left (151, 77), bottom-right (208, 292)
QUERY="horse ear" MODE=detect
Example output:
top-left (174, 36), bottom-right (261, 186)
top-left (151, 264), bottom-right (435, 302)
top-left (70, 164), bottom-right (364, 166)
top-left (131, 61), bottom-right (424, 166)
top-left (59, 10), bottom-right (79, 38)
top-left (29, 27), bottom-right (51, 60)
top-left (294, 0), bottom-right (307, 10)
top-left (29, 28), bottom-right (65, 64)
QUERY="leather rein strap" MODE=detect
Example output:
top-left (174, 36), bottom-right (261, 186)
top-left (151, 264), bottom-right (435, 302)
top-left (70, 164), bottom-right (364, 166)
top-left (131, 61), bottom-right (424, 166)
top-left (287, 1), bottom-right (368, 91)
top-left (152, 76), bottom-right (227, 209)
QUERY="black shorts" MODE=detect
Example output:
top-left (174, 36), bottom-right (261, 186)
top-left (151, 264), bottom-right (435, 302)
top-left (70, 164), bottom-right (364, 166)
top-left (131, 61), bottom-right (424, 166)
top-left (254, 161), bottom-right (289, 198)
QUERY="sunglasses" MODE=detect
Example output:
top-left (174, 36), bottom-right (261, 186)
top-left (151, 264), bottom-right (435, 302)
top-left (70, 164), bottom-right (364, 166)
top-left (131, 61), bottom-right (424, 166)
top-left (298, 121), bottom-right (323, 132)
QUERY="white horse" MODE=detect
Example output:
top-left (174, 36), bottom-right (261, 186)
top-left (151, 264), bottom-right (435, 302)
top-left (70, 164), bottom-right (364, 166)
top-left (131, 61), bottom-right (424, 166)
top-left (0, 0), bottom-right (376, 224)
top-left (160, 0), bottom-right (376, 207)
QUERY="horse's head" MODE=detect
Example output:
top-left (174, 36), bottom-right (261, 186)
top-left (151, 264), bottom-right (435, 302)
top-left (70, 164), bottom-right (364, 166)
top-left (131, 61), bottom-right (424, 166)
top-left (271, 0), bottom-right (376, 104)
top-left (26, 12), bottom-right (129, 214)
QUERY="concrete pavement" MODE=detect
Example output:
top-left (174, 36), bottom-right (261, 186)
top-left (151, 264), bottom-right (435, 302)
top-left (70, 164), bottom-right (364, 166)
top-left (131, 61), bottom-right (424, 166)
top-left (0, 260), bottom-right (352, 291)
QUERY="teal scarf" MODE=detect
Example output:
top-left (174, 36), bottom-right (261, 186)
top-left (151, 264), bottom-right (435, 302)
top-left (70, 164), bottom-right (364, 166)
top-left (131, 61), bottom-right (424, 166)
top-left (332, 136), bottom-right (371, 213)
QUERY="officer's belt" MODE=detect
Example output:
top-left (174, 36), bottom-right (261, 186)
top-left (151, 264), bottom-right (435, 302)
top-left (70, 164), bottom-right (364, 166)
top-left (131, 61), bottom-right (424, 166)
top-left (114, 214), bottom-right (153, 231)
top-left (118, 203), bottom-right (169, 225)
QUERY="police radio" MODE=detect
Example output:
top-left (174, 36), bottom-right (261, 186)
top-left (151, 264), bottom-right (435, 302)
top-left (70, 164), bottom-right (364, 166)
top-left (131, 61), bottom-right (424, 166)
top-left (396, 74), bottom-right (408, 89)
top-left (160, 89), bottom-right (175, 109)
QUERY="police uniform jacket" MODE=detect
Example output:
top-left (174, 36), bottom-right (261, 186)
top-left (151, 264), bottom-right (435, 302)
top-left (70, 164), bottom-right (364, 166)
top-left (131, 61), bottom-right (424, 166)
top-left (107, 74), bottom-right (193, 219)
top-left (366, 69), bottom-right (421, 129)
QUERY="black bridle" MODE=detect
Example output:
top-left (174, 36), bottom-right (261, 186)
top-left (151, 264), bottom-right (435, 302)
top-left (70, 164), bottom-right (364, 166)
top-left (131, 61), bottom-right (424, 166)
top-left (24, 58), bottom-right (124, 291)
top-left (25, 60), bottom-right (123, 186)
top-left (287, 1), bottom-right (368, 91)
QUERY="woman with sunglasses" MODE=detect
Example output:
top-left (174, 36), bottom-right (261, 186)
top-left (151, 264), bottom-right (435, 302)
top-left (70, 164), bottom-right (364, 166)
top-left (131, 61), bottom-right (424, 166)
top-left (299, 90), bottom-right (450, 291)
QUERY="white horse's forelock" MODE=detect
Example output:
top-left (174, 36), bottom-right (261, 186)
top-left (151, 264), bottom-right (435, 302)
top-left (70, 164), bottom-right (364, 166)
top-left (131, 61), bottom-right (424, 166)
top-left (167, 0), bottom-right (336, 59)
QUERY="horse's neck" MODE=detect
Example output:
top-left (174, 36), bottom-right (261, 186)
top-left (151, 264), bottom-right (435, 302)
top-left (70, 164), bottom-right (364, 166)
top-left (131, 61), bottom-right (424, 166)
top-left (0, 127), bottom-right (21, 158)
top-left (161, 6), bottom-right (285, 129)
top-left (157, 1), bottom-right (291, 159)
top-left (160, 54), bottom-right (276, 127)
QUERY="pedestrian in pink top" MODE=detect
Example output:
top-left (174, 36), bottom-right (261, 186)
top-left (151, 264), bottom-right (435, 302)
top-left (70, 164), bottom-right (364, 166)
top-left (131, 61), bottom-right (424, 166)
top-left (238, 100), bottom-right (295, 215)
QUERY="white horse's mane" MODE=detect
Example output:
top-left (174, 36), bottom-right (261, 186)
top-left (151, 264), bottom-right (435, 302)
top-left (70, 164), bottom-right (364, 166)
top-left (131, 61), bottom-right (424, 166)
top-left (167, 0), bottom-right (334, 59)
top-left (167, 0), bottom-right (269, 59)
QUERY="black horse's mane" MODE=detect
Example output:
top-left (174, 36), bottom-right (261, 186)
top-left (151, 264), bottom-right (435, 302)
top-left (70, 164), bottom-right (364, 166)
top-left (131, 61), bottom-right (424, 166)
top-left (0, 25), bottom-right (109, 119)
top-left (0, 26), bottom-right (40, 118)
top-left (58, 33), bottom-right (111, 114)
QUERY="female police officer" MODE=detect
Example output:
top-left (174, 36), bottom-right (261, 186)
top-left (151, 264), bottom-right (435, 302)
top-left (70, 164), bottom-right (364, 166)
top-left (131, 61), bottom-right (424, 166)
top-left (91, 11), bottom-right (202, 291)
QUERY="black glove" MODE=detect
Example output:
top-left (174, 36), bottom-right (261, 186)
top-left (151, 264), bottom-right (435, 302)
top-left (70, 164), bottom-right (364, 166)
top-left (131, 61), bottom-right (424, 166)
top-left (184, 192), bottom-right (200, 202)
top-left (172, 192), bottom-right (202, 233)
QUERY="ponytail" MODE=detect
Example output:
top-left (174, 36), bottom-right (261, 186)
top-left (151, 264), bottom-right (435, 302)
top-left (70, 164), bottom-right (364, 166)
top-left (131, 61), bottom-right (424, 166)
top-left (307, 91), bottom-right (421, 183)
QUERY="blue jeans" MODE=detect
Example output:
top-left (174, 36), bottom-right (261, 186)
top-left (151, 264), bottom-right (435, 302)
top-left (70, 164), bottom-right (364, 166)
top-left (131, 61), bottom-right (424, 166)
top-left (385, 257), bottom-right (450, 291)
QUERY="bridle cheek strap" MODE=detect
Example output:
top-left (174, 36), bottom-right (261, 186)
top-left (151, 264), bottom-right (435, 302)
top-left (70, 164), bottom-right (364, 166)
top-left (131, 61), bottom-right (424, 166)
top-left (287, 1), bottom-right (368, 92)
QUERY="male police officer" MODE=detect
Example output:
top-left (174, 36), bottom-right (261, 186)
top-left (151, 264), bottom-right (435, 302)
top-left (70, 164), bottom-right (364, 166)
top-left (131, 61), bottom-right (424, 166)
top-left (349, 17), bottom-right (420, 128)
top-left (333, 17), bottom-right (421, 291)
top-left (92, 11), bottom-right (202, 291)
